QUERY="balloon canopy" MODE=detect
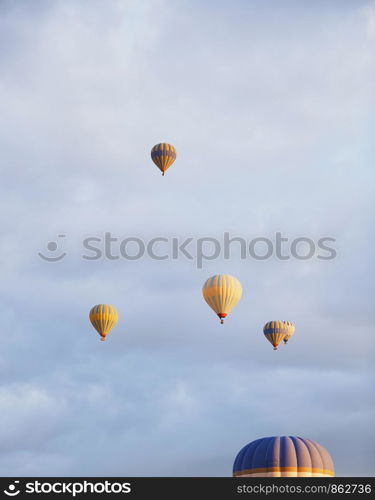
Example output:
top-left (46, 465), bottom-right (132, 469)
top-left (283, 321), bottom-right (296, 344)
top-left (202, 274), bottom-right (242, 324)
top-left (263, 321), bottom-right (289, 350)
top-left (151, 143), bottom-right (177, 176)
top-left (89, 304), bottom-right (119, 341)
top-left (233, 436), bottom-right (334, 477)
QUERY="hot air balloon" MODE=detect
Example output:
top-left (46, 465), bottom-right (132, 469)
top-left (89, 304), bottom-right (119, 341)
top-left (233, 436), bottom-right (335, 477)
top-left (263, 321), bottom-right (288, 350)
top-left (283, 321), bottom-right (295, 344)
top-left (202, 274), bottom-right (242, 324)
top-left (151, 143), bottom-right (176, 176)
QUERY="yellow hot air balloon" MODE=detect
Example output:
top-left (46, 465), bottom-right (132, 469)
top-left (202, 274), bottom-right (242, 324)
top-left (263, 321), bottom-right (288, 350)
top-left (151, 143), bottom-right (176, 176)
top-left (89, 304), bottom-right (119, 341)
top-left (283, 321), bottom-right (295, 344)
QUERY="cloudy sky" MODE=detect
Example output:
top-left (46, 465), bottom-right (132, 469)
top-left (0, 0), bottom-right (374, 476)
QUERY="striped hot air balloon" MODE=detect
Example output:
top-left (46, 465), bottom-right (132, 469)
top-left (283, 321), bottom-right (296, 344)
top-left (263, 320), bottom-right (288, 350)
top-left (233, 436), bottom-right (335, 477)
top-left (151, 143), bottom-right (177, 176)
top-left (202, 274), bottom-right (242, 324)
top-left (89, 304), bottom-right (119, 341)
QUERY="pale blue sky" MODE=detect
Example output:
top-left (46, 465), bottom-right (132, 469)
top-left (0, 0), bottom-right (374, 476)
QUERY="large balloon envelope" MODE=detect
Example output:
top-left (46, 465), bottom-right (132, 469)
top-left (151, 143), bottom-right (176, 176)
top-left (202, 274), bottom-right (242, 324)
top-left (233, 436), bottom-right (334, 477)
top-left (89, 304), bottom-right (119, 341)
